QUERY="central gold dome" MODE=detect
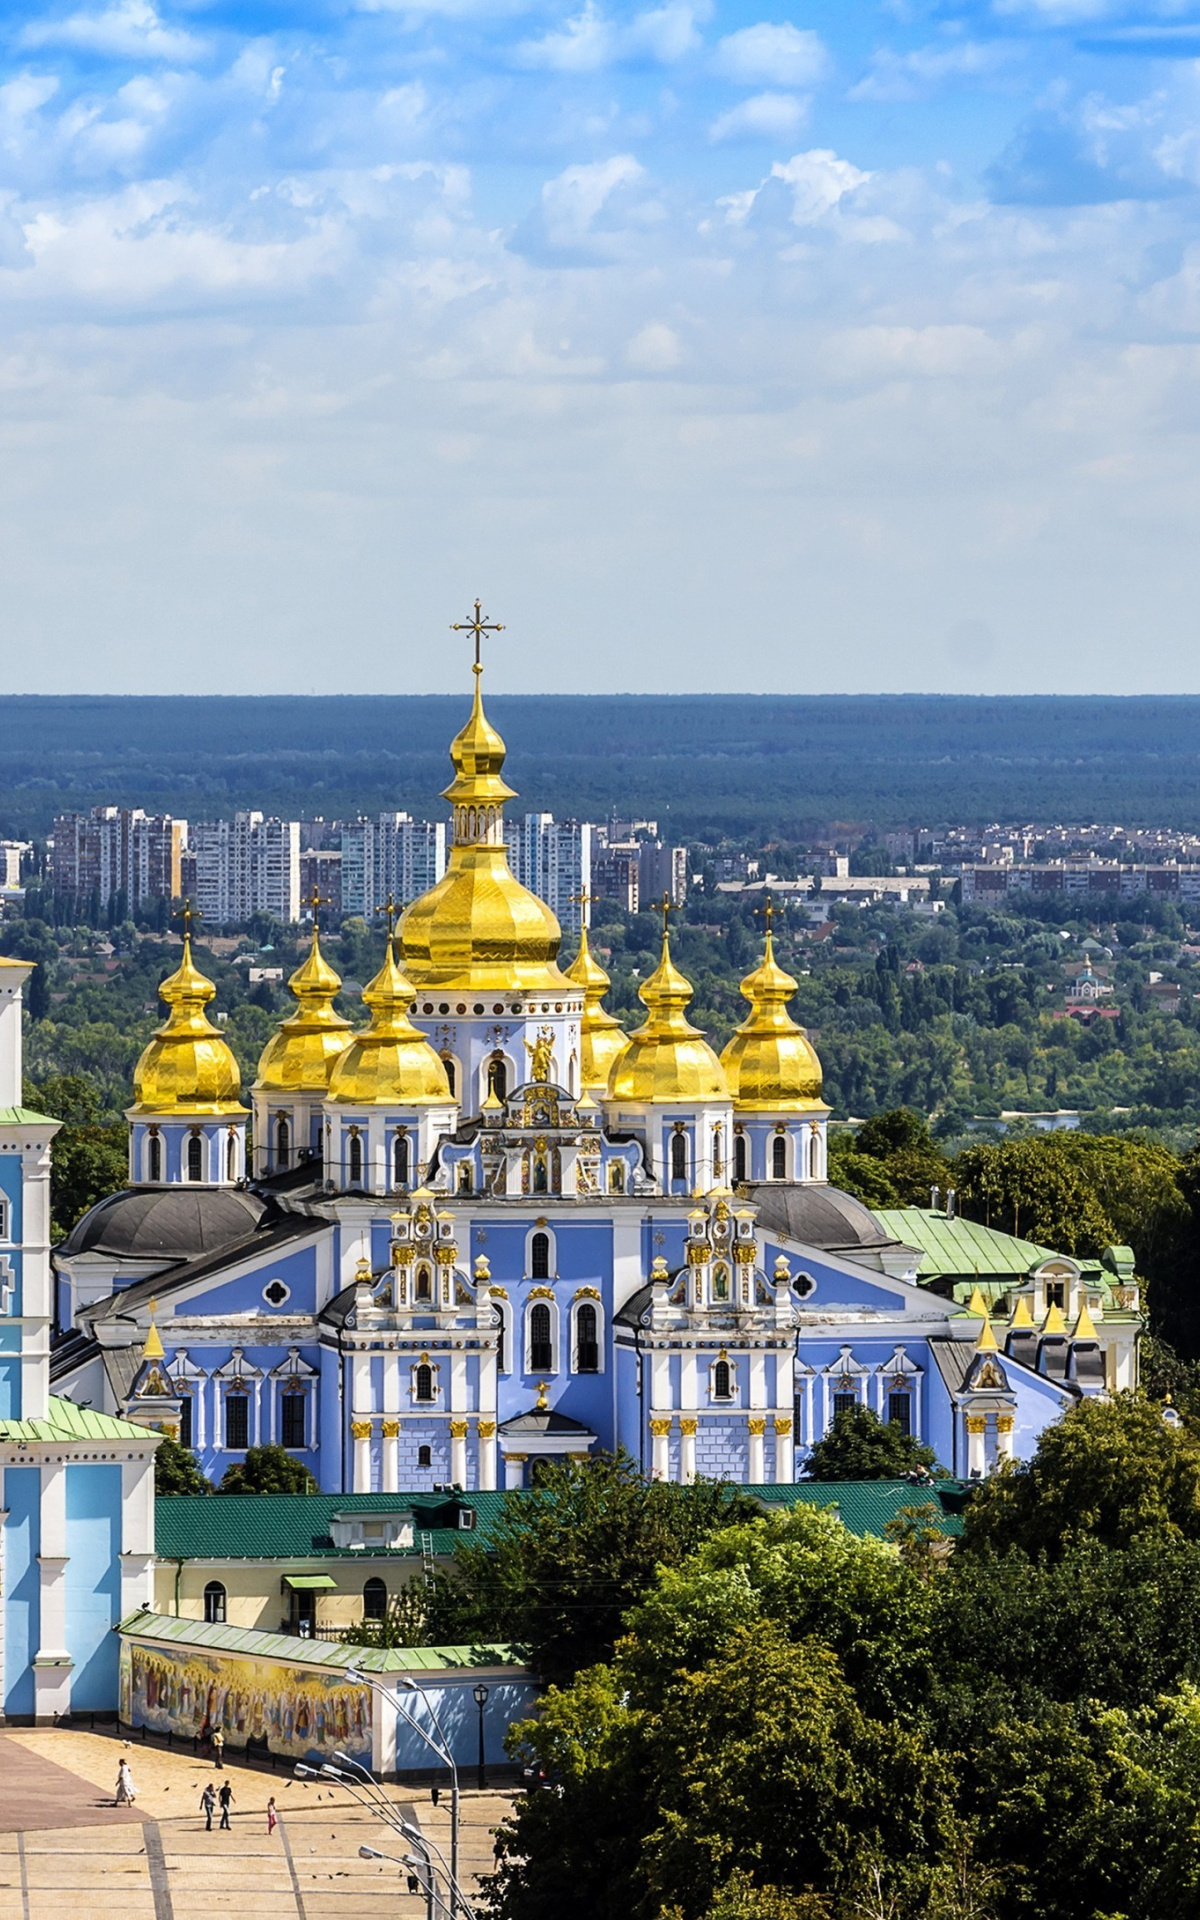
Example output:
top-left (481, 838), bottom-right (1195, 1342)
top-left (400, 666), bottom-right (571, 996)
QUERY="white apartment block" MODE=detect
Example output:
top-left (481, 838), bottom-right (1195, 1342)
top-left (191, 813), bottom-right (301, 925)
top-left (340, 814), bottom-right (446, 918)
top-left (505, 813), bottom-right (593, 934)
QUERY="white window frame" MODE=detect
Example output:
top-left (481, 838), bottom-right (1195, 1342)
top-left (569, 1294), bottom-right (604, 1375)
top-left (525, 1293), bottom-right (559, 1374)
top-left (525, 1224), bottom-right (557, 1279)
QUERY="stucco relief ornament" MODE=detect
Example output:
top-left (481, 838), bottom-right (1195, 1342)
top-left (525, 1027), bottom-right (556, 1084)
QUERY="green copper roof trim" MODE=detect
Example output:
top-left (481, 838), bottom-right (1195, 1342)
top-left (872, 1207), bottom-right (1108, 1286)
top-left (118, 1608), bottom-right (524, 1673)
top-left (0, 1395), bottom-right (154, 1444)
top-left (751, 1480), bottom-right (966, 1538)
top-left (155, 1491), bottom-right (513, 1562)
top-left (0, 1107), bottom-right (58, 1127)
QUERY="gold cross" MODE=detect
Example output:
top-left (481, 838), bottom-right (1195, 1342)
top-left (451, 599), bottom-right (505, 674)
top-left (381, 893), bottom-right (399, 940)
top-left (757, 894), bottom-right (776, 933)
top-left (305, 884), bottom-right (330, 932)
top-left (656, 891), bottom-right (679, 939)
top-left (174, 898), bottom-right (200, 941)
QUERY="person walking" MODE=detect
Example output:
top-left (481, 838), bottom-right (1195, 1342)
top-left (218, 1781), bottom-right (234, 1831)
top-left (266, 1798), bottom-right (278, 1837)
top-left (114, 1759), bottom-right (136, 1806)
top-left (200, 1784), bottom-right (216, 1831)
top-left (212, 1727), bottom-right (225, 1769)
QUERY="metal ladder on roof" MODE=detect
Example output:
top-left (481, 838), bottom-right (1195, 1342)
top-left (419, 1530), bottom-right (436, 1587)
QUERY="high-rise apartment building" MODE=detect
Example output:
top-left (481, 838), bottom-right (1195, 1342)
top-left (638, 841), bottom-right (688, 910)
top-left (340, 815), bottom-right (446, 918)
top-left (592, 840), bottom-right (641, 913)
top-left (191, 813), bottom-right (301, 925)
top-left (505, 814), bottom-right (592, 934)
top-left (51, 808), bottom-right (185, 917)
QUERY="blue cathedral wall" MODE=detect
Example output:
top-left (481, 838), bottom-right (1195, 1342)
top-left (4, 1468), bottom-right (39, 1717)
top-left (64, 1465), bottom-right (122, 1710)
top-left (0, 1326), bottom-right (21, 1421)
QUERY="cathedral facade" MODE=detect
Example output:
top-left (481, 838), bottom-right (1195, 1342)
top-left (51, 645), bottom-right (1139, 1496)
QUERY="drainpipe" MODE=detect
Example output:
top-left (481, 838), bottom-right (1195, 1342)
top-left (338, 1324), bottom-right (347, 1494)
top-left (174, 1558), bottom-right (184, 1617)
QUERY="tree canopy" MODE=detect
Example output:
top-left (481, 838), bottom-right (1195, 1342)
top-left (805, 1406), bottom-right (941, 1484)
top-left (216, 1444), bottom-right (318, 1495)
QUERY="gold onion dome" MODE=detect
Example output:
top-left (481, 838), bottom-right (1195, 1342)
top-left (400, 666), bottom-right (569, 995)
top-left (130, 937), bottom-right (245, 1115)
top-left (720, 927), bottom-right (824, 1110)
top-left (607, 930), bottom-right (730, 1104)
top-left (566, 922), bottom-right (628, 1095)
top-left (329, 940), bottom-right (452, 1105)
top-left (254, 930), bottom-right (353, 1095)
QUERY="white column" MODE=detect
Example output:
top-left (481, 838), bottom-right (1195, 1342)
top-left (450, 1420), bottom-right (468, 1488)
top-left (351, 1352), bottom-right (372, 1422)
top-left (352, 1421), bottom-right (373, 1492)
top-left (120, 1454), bottom-right (156, 1616)
top-left (773, 1417), bottom-right (794, 1484)
top-left (680, 1418), bottom-right (697, 1485)
top-left (965, 1412), bottom-right (986, 1478)
top-left (747, 1417), bottom-right (765, 1484)
top-left (995, 1411), bottom-right (1015, 1464)
top-left (749, 1353), bottom-right (767, 1410)
top-left (35, 1459), bottom-right (73, 1721)
top-left (650, 1417), bottom-right (670, 1480)
top-left (478, 1421), bottom-right (497, 1490)
top-left (381, 1423), bottom-right (400, 1494)
top-left (503, 1451), bottom-right (527, 1489)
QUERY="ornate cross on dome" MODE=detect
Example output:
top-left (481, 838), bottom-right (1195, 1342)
top-left (451, 599), bottom-right (505, 674)
top-left (305, 884), bottom-right (330, 932)
top-left (381, 892), bottom-right (399, 940)
top-left (655, 891), bottom-right (679, 938)
top-left (757, 894), bottom-right (777, 932)
top-left (571, 886), bottom-right (596, 927)
top-left (174, 898), bottom-right (200, 941)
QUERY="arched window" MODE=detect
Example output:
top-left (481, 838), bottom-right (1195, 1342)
top-left (147, 1131), bottom-right (162, 1183)
top-left (488, 1055), bottom-right (508, 1102)
top-left (348, 1133), bottom-right (363, 1186)
top-left (417, 1444), bottom-right (432, 1468)
top-left (442, 1057), bottom-right (457, 1099)
top-left (458, 1162), bottom-right (473, 1193)
top-left (608, 1161), bottom-right (625, 1194)
top-left (363, 1577), bottom-right (387, 1622)
top-left (276, 1115), bottom-right (290, 1166)
top-left (670, 1132), bottom-right (687, 1183)
top-left (416, 1265), bottom-right (432, 1302)
top-left (415, 1363), bottom-right (434, 1403)
top-left (530, 1232), bottom-right (551, 1279)
top-left (226, 1132), bottom-right (238, 1182)
top-left (733, 1133), bottom-right (747, 1183)
top-left (224, 1394), bottom-right (249, 1450)
top-left (187, 1133), bottom-right (203, 1182)
top-left (204, 1581), bottom-right (226, 1624)
top-left (178, 1391), bottom-right (193, 1450)
top-left (712, 1360), bottom-right (732, 1401)
top-left (280, 1393), bottom-right (306, 1448)
top-left (575, 1303), bottom-right (599, 1373)
top-left (530, 1302), bottom-right (553, 1372)
top-left (887, 1391), bottom-right (911, 1435)
top-left (394, 1134), bottom-right (409, 1187)
top-left (772, 1135), bottom-right (788, 1180)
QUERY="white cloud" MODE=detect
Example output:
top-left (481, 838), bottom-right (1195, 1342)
top-left (775, 147), bottom-right (871, 224)
top-left (710, 91), bottom-right (807, 142)
top-left (515, 0), bottom-right (705, 70)
top-left (624, 2), bottom-right (705, 64)
top-left (627, 320), bottom-right (681, 369)
top-left (849, 40), bottom-right (1015, 104)
top-left (535, 151), bottom-right (644, 248)
top-left (19, 0), bottom-right (208, 63)
top-left (713, 21), bottom-right (827, 88)
top-left (515, 2), bottom-right (614, 71)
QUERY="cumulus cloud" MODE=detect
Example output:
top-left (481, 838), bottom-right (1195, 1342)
top-left (724, 146), bottom-right (872, 226)
top-left (19, 0), bottom-right (208, 63)
top-left (709, 91), bottom-right (808, 142)
top-left (509, 152), bottom-right (650, 261)
top-left (626, 320), bottom-right (681, 369)
top-left (713, 21), bottom-right (827, 88)
top-left (849, 40), bottom-right (1015, 104)
top-left (515, 0), bottom-right (705, 70)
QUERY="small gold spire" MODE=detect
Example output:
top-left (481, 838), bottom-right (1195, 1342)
top-left (143, 1299), bottom-right (165, 1361)
top-left (1042, 1301), bottom-right (1068, 1335)
top-left (535, 1379), bottom-right (550, 1411)
top-left (720, 905), bottom-right (824, 1111)
top-left (1009, 1294), bottom-right (1035, 1329)
top-left (1073, 1294), bottom-right (1098, 1340)
top-left (975, 1312), bottom-right (999, 1353)
top-left (965, 1285), bottom-right (989, 1319)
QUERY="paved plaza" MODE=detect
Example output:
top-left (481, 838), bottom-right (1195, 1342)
top-left (0, 1729), bottom-right (511, 1919)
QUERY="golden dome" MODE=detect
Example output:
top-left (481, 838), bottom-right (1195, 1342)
top-left (400, 665), bottom-right (570, 995)
top-left (130, 937), bottom-right (245, 1116)
top-left (254, 930), bottom-right (353, 1096)
top-left (565, 922), bottom-right (628, 1095)
top-left (329, 940), bottom-right (452, 1106)
top-left (720, 927), bottom-right (824, 1110)
top-left (606, 930), bottom-right (729, 1105)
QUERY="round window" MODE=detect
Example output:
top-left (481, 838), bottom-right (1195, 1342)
top-left (263, 1280), bottom-right (290, 1307)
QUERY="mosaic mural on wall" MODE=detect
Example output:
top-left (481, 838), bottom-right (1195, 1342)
top-left (120, 1638), bottom-right (372, 1762)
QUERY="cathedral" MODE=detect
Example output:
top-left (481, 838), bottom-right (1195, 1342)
top-left (49, 628), bottom-right (1139, 1497)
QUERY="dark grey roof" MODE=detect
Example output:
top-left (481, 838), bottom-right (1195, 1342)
top-left (84, 1212), bottom-right (324, 1323)
top-left (614, 1282), bottom-right (655, 1330)
top-left (746, 1182), bottom-right (898, 1253)
top-left (927, 1336), bottom-right (973, 1394)
top-left (49, 1327), bottom-right (99, 1384)
top-left (499, 1407), bottom-right (594, 1437)
top-left (59, 1186), bottom-right (268, 1262)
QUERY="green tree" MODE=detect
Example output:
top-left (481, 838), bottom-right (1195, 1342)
top-left (339, 1585), bottom-right (430, 1649)
top-left (25, 1071), bottom-right (128, 1238)
top-left (154, 1435), bottom-right (211, 1495)
top-left (961, 1394), bottom-right (1200, 1559)
top-left (805, 1406), bottom-right (941, 1484)
top-left (952, 1135), bottom-right (1116, 1254)
top-left (217, 1444), bottom-right (319, 1495)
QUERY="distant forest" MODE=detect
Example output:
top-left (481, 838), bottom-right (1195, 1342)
top-left (3, 693), bottom-right (1200, 838)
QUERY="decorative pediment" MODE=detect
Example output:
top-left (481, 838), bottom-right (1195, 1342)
top-left (965, 1352), bottom-right (1009, 1393)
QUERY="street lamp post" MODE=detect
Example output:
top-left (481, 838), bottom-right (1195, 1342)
top-left (360, 1842), bottom-right (436, 1920)
top-left (345, 1666), bottom-right (466, 1920)
top-left (472, 1684), bottom-right (489, 1792)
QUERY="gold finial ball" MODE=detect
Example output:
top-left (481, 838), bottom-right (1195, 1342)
top-left (773, 1255), bottom-right (791, 1283)
top-left (474, 1254), bottom-right (491, 1282)
top-left (355, 1257), bottom-right (373, 1283)
top-left (651, 1255), bottom-right (669, 1281)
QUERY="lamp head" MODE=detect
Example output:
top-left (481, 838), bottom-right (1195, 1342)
top-left (473, 1683), bottom-right (489, 1707)
top-left (346, 1666), bottom-right (367, 1685)
top-left (294, 1763), bottom-right (315, 1778)
top-left (359, 1846), bottom-right (383, 1861)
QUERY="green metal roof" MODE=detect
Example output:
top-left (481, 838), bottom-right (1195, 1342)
top-left (118, 1608), bottom-right (524, 1673)
top-left (751, 1480), bottom-right (966, 1538)
top-left (155, 1491), bottom-right (513, 1562)
top-left (872, 1207), bottom-right (1103, 1284)
top-left (0, 1395), bottom-right (154, 1444)
top-left (0, 1107), bottom-right (56, 1127)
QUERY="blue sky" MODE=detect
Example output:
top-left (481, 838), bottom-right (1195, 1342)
top-left (5, 0), bottom-right (1200, 692)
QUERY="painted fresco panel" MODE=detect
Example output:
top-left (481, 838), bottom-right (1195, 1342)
top-left (120, 1639), bottom-right (372, 1762)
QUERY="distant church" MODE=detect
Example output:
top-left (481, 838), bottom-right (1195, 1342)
top-left (43, 610), bottom-right (1136, 1523)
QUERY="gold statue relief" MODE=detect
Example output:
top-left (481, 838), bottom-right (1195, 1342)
top-left (525, 1026), bottom-right (556, 1084)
